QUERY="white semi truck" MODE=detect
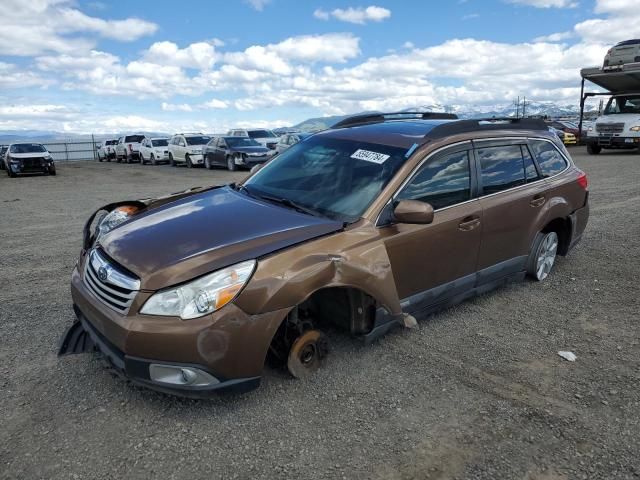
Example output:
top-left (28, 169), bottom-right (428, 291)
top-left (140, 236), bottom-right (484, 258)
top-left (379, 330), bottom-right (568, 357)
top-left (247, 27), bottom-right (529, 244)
top-left (580, 63), bottom-right (640, 155)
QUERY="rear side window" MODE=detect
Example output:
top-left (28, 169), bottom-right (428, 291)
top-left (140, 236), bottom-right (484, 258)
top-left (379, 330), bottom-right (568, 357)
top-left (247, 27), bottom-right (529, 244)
top-left (529, 140), bottom-right (567, 177)
top-left (477, 145), bottom-right (525, 195)
top-left (397, 150), bottom-right (471, 210)
top-left (125, 135), bottom-right (145, 143)
top-left (522, 146), bottom-right (541, 182)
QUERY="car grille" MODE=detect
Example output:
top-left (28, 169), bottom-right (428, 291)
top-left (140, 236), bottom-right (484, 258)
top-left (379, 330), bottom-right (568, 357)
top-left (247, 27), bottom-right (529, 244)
top-left (83, 249), bottom-right (140, 313)
top-left (596, 123), bottom-right (625, 134)
top-left (21, 157), bottom-right (44, 169)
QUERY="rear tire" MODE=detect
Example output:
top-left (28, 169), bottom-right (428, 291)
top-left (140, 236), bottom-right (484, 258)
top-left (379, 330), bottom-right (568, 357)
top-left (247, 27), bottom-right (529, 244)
top-left (526, 231), bottom-right (559, 282)
top-left (227, 155), bottom-right (237, 171)
top-left (587, 144), bottom-right (601, 155)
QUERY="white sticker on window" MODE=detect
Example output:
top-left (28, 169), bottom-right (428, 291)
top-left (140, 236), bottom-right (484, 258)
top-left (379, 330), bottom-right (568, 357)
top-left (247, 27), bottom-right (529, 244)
top-left (350, 149), bottom-right (390, 164)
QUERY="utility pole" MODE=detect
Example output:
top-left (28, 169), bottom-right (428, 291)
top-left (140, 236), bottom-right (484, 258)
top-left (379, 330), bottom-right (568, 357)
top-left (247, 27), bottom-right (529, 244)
top-left (522, 96), bottom-right (531, 118)
top-left (514, 96), bottom-right (520, 118)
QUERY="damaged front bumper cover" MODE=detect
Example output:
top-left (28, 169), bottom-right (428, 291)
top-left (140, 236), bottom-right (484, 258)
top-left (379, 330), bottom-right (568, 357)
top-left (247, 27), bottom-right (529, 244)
top-left (58, 307), bottom-right (261, 397)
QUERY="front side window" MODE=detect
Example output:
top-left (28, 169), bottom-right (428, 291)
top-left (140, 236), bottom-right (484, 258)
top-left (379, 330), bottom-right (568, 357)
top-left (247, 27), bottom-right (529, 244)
top-left (396, 150), bottom-right (471, 210)
top-left (245, 136), bottom-right (407, 221)
top-left (477, 145), bottom-right (526, 195)
top-left (529, 139), bottom-right (568, 177)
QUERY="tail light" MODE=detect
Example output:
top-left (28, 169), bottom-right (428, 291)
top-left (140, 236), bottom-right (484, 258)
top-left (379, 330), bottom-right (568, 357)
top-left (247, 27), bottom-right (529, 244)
top-left (576, 171), bottom-right (588, 190)
top-left (128, 144), bottom-right (132, 151)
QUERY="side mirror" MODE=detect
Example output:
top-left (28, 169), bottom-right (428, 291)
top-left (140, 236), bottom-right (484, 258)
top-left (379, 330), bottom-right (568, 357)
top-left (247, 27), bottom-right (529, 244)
top-left (393, 200), bottom-right (434, 224)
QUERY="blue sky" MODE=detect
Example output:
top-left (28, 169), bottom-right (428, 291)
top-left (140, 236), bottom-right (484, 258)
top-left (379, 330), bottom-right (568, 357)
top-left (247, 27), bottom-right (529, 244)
top-left (0, 0), bottom-right (636, 134)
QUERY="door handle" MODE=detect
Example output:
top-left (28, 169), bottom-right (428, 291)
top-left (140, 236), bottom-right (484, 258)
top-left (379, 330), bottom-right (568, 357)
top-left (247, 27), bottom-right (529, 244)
top-left (530, 194), bottom-right (546, 208)
top-left (459, 216), bottom-right (480, 231)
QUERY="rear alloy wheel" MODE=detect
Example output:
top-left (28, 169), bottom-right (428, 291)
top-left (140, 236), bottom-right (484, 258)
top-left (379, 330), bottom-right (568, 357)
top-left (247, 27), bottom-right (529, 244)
top-left (287, 330), bottom-right (329, 379)
top-left (227, 155), bottom-right (237, 171)
top-left (186, 154), bottom-right (193, 168)
top-left (587, 144), bottom-right (601, 155)
top-left (527, 231), bottom-right (559, 281)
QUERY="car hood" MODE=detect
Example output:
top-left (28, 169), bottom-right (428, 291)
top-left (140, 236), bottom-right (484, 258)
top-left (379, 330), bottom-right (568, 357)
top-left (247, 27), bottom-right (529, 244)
top-left (99, 186), bottom-right (343, 290)
top-left (230, 146), bottom-right (270, 154)
top-left (9, 152), bottom-right (49, 158)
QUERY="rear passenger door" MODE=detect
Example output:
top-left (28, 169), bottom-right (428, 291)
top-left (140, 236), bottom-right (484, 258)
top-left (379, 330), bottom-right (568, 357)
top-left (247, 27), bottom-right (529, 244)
top-left (474, 140), bottom-right (544, 282)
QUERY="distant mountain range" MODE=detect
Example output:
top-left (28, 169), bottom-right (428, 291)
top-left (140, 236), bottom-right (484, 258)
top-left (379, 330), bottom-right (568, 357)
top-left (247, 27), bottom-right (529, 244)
top-left (293, 101), bottom-right (599, 131)
top-left (0, 101), bottom-right (599, 141)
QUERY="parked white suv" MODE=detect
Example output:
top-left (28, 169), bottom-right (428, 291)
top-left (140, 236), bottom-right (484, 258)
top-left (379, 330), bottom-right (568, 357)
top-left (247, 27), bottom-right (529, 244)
top-left (115, 134), bottom-right (146, 163)
top-left (227, 129), bottom-right (279, 150)
top-left (168, 133), bottom-right (211, 167)
top-left (97, 139), bottom-right (118, 162)
top-left (139, 137), bottom-right (170, 165)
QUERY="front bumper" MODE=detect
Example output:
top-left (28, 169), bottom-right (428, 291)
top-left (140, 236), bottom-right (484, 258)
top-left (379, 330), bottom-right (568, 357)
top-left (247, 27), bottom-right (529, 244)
top-left (237, 155), bottom-right (271, 166)
top-left (63, 260), bottom-right (289, 397)
top-left (587, 135), bottom-right (640, 149)
top-left (9, 161), bottom-right (54, 175)
top-left (189, 153), bottom-right (204, 164)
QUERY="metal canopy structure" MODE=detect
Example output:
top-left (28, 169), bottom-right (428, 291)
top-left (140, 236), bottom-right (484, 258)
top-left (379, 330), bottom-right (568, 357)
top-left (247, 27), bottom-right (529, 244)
top-left (578, 63), bottom-right (640, 140)
top-left (580, 64), bottom-right (640, 92)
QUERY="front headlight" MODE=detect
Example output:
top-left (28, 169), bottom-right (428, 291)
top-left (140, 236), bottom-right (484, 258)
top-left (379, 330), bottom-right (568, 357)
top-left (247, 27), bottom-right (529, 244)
top-left (95, 205), bottom-right (140, 242)
top-left (629, 126), bottom-right (640, 132)
top-left (44, 155), bottom-right (53, 161)
top-left (140, 260), bottom-right (255, 319)
top-left (190, 149), bottom-right (201, 154)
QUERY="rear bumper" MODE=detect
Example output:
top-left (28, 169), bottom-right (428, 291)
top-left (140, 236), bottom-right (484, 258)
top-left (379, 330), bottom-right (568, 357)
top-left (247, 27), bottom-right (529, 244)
top-left (568, 199), bottom-right (589, 252)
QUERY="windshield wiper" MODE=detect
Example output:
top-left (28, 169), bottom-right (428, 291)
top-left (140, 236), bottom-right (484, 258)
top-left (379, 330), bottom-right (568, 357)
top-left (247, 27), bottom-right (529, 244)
top-left (255, 193), bottom-right (322, 218)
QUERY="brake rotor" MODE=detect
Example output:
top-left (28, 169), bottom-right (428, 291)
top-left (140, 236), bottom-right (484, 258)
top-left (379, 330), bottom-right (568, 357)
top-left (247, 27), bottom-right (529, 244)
top-left (287, 329), bottom-right (329, 379)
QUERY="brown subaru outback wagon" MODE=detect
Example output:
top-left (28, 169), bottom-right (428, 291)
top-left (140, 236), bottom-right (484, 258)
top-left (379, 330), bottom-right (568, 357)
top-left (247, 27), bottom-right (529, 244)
top-left (59, 113), bottom-right (589, 397)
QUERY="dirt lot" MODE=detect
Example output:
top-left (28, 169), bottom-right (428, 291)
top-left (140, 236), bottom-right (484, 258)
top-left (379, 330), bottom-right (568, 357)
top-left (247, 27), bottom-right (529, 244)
top-left (1, 148), bottom-right (639, 480)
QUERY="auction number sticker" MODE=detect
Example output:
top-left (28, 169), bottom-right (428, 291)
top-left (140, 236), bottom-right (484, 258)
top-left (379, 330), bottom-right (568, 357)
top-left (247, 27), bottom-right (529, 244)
top-left (351, 149), bottom-right (390, 164)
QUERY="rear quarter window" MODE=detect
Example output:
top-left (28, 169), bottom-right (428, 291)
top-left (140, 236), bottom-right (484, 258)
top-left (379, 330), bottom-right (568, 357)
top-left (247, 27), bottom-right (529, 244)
top-left (529, 139), bottom-right (568, 178)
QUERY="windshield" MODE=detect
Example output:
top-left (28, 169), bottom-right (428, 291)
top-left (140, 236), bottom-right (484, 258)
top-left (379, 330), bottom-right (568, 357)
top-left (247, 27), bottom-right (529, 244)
top-left (604, 95), bottom-right (640, 115)
top-left (10, 143), bottom-right (47, 154)
top-left (227, 137), bottom-right (262, 147)
top-left (248, 130), bottom-right (276, 139)
top-left (152, 139), bottom-right (168, 147)
top-left (186, 136), bottom-right (211, 145)
top-left (244, 136), bottom-right (407, 222)
top-left (124, 135), bottom-right (145, 143)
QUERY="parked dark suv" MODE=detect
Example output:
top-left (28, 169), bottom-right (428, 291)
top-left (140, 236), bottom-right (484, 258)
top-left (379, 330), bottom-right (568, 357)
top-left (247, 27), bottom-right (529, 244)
top-left (203, 135), bottom-right (273, 171)
top-left (59, 113), bottom-right (589, 397)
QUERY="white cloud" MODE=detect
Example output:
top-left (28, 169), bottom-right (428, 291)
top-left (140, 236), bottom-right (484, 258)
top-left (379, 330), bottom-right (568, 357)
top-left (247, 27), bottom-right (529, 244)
top-left (506, 0), bottom-right (577, 7)
top-left (161, 103), bottom-right (193, 112)
top-left (269, 33), bottom-right (361, 63)
top-left (202, 99), bottom-right (229, 109)
top-left (143, 41), bottom-right (220, 70)
top-left (0, 63), bottom-right (53, 89)
top-left (244, 0), bottom-right (271, 11)
top-left (534, 31), bottom-right (573, 42)
top-left (0, 0), bottom-right (157, 56)
top-left (314, 6), bottom-right (391, 24)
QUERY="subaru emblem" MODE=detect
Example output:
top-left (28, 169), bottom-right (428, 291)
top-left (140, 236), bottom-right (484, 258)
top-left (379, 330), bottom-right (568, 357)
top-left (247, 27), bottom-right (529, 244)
top-left (98, 266), bottom-right (109, 282)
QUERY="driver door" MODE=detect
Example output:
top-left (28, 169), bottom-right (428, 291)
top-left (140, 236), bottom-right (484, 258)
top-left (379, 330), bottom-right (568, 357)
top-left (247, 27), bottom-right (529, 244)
top-left (381, 144), bottom-right (482, 313)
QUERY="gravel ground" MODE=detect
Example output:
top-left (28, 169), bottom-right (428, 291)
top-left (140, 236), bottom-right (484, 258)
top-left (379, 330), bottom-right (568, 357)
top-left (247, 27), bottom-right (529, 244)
top-left (1, 149), bottom-right (639, 480)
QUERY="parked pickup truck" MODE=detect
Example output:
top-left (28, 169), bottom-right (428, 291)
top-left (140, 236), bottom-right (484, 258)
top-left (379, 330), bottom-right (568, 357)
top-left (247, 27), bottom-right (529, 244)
top-left (97, 139), bottom-right (118, 162)
top-left (115, 134), bottom-right (146, 163)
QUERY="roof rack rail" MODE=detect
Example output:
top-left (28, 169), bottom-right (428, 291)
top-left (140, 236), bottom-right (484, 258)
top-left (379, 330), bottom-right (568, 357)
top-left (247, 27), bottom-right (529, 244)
top-left (332, 111), bottom-right (458, 129)
top-left (424, 117), bottom-right (548, 140)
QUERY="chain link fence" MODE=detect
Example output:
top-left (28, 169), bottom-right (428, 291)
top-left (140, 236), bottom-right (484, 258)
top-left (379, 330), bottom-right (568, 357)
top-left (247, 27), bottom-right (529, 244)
top-left (1, 138), bottom-right (99, 162)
